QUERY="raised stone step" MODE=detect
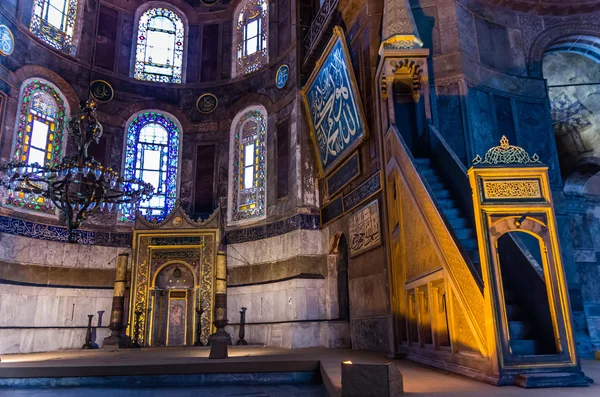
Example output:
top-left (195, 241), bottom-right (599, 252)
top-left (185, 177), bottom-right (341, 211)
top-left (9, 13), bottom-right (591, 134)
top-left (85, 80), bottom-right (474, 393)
top-left (460, 238), bottom-right (478, 250)
top-left (437, 199), bottom-right (456, 209)
top-left (514, 372), bottom-right (592, 388)
top-left (420, 168), bottom-right (436, 177)
top-left (508, 321), bottom-right (531, 340)
top-left (448, 216), bottom-right (467, 229)
top-left (428, 182), bottom-right (445, 191)
top-left (425, 175), bottom-right (442, 185)
top-left (510, 339), bottom-right (538, 356)
top-left (442, 207), bottom-right (461, 219)
top-left (432, 189), bottom-right (451, 199)
top-left (454, 227), bottom-right (473, 240)
top-left (413, 158), bottom-right (431, 167)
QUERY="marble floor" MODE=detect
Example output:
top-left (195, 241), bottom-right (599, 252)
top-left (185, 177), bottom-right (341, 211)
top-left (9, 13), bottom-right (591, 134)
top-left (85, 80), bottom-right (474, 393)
top-left (0, 347), bottom-right (599, 396)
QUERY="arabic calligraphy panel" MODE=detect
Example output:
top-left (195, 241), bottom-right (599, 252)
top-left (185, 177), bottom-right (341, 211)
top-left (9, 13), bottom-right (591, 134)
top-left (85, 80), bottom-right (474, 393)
top-left (90, 80), bottom-right (114, 103)
top-left (301, 26), bottom-right (368, 176)
top-left (197, 93), bottom-right (218, 114)
top-left (348, 199), bottom-right (381, 257)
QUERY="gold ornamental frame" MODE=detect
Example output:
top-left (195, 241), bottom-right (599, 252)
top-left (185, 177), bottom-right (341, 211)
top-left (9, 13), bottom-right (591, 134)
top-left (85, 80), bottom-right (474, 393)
top-left (128, 228), bottom-right (219, 347)
top-left (300, 26), bottom-right (370, 178)
top-left (127, 204), bottom-right (221, 347)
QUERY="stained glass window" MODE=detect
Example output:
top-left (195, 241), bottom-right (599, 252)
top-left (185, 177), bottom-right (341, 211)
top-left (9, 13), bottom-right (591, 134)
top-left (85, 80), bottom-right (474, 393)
top-left (30, 0), bottom-right (78, 54)
top-left (235, 0), bottom-right (268, 76)
top-left (230, 108), bottom-right (267, 222)
top-left (121, 112), bottom-right (180, 222)
top-left (6, 80), bottom-right (66, 214)
top-left (134, 8), bottom-right (184, 83)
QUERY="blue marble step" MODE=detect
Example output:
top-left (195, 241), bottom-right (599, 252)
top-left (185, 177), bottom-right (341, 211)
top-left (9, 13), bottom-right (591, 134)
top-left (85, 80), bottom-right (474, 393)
top-left (414, 158), bottom-right (431, 166)
top-left (432, 189), bottom-right (451, 199)
top-left (420, 168), bottom-right (436, 177)
top-left (448, 216), bottom-right (467, 229)
top-left (413, 157), bottom-right (481, 266)
top-left (428, 182), bottom-right (445, 191)
top-left (443, 207), bottom-right (461, 219)
top-left (460, 238), bottom-right (478, 250)
top-left (511, 339), bottom-right (538, 355)
top-left (509, 321), bottom-right (531, 340)
top-left (436, 198), bottom-right (457, 209)
top-left (454, 227), bottom-right (473, 240)
top-left (466, 250), bottom-right (480, 264)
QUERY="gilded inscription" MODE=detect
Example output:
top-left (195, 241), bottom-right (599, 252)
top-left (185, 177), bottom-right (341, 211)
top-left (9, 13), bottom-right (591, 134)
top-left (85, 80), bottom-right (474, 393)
top-left (483, 180), bottom-right (542, 200)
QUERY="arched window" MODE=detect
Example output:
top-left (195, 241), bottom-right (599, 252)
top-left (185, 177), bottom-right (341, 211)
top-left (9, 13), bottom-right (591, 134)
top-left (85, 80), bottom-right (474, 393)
top-left (228, 107), bottom-right (267, 223)
top-left (122, 112), bottom-right (181, 222)
top-left (234, 0), bottom-right (268, 76)
top-left (134, 7), bottom-right (185, 83)
top-left (5, 79), bottom-right (67, 214)
top-left (30, 0), bottom-right (79, 53)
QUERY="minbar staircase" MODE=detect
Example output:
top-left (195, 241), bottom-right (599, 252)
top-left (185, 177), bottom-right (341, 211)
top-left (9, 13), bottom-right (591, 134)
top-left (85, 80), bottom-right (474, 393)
top-left (413, 158), bottom-right (481, 276)
top-left (504, 288), bottom-right (542, 356)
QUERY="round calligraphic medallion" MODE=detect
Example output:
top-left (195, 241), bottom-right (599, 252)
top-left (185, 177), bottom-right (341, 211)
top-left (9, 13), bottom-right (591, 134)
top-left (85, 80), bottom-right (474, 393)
top-left (0, 25), bottom-right (15, 56)
top-left (172, 216), bottom-right (183, 228)
top-left (276, 64), bottom-right (290, 89)
top-left (200, 0), bottom-right (219, 6)
top-left (196, 93), bottom-right (218, 114)
top-left (90, 80), bottom-right (114, 103)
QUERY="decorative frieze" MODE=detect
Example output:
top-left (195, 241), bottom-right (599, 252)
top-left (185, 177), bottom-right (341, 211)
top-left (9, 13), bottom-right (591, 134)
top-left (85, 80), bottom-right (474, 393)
top-left (0, 214), bottom-right (132, 247)
top-left (225, 213), bottom-right (320, 244)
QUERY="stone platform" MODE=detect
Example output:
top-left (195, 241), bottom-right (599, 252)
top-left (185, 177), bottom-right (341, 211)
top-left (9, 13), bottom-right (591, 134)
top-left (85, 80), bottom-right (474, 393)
top-left (0, 347), bottom-right (599, 396)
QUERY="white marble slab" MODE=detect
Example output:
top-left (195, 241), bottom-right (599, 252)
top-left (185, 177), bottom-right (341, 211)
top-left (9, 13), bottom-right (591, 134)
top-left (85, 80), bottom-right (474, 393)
top-left (0, 232), bottom-right (130, 269)
top-left (0, 284), bottom-right (113, 329)
top-left (227, 279), bottom-right (326, 323)
top-left (227, 230), bottom-right (325, 267)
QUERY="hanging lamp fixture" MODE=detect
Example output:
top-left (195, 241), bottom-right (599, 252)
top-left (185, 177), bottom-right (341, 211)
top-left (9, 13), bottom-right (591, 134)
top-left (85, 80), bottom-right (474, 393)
top-left (0, 4), bottom-right (153, 243)
top-left (0, 99), bottom-right (154, 243)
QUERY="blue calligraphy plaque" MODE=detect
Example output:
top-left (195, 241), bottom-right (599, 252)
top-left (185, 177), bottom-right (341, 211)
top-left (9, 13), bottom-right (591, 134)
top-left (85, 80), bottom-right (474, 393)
top-left (276, 64), bottom-right (289, 89)
top-left (301, 26), bottom-right (368, 177)
top-left (0, 25), bottom-right (14, 56)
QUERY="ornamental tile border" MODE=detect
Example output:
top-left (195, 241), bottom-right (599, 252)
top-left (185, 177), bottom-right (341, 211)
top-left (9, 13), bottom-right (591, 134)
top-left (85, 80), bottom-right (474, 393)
top-left (225, 214), bottom-right (321, 244)
top-left (0, 213), bottom-right (321, 247)
top-left (0, 215), bottom-right (132, 247)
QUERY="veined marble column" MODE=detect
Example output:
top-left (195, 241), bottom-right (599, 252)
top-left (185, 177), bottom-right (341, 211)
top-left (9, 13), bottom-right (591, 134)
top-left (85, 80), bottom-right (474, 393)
top-left (209, 250), bottom-right (232, 354)
top-left (103, 252), bottom-right (129, 347)
top-left (215, 250), bottom-right (227, 320)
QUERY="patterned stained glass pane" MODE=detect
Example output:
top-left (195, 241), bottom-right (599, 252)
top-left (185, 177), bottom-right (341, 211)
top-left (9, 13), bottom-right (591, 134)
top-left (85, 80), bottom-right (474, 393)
top-left (134, 8), bottom-right (184, 84)
top-left (6, 80), bottom-right (66, 214)
top-left (121, 112), bottom-right (180, 222)
top-left (235, 0), bottom-right (268, 76)
top-left (30, 0), bottom-right (78, 54)
top-left (231, 109), bottom-right (266, 221)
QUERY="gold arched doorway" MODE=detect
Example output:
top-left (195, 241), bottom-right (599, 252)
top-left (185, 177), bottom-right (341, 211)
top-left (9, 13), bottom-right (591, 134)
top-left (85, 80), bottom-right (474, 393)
top-left (127, 204), bottom-right (221, 347)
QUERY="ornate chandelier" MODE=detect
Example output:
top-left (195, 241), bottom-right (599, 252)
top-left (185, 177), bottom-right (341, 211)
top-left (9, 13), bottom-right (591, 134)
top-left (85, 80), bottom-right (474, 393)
top-left (0, 99), bottom-right (154, 243)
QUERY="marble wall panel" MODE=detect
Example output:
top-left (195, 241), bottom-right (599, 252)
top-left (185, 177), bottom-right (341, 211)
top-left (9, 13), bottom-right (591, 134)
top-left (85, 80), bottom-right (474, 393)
top-left (0, 232), bottom-right (129, 269)
top-left (227, 230), bottom-right (325, 267)
top-left (0, 284), bottom-right (113, 329)
top-left (225, 321), bottom-right (349, 348)
top-left (0, 328), bottom-right (111, 354)
top-left (227, 279), bottom-right (327, 323)
top-left (351, 316), bottom-right (392, 352)
top-left (349, 274), bottom-right (390, 319)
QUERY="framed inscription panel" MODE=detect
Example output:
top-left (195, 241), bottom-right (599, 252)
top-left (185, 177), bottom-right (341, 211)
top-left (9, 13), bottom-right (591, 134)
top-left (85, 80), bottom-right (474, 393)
top-left (325, 151), bottom-right (360, 197)
top-left (300, 26), bottom-right (369, 177)
top-left (348, 199), bottom-right (381, 257)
